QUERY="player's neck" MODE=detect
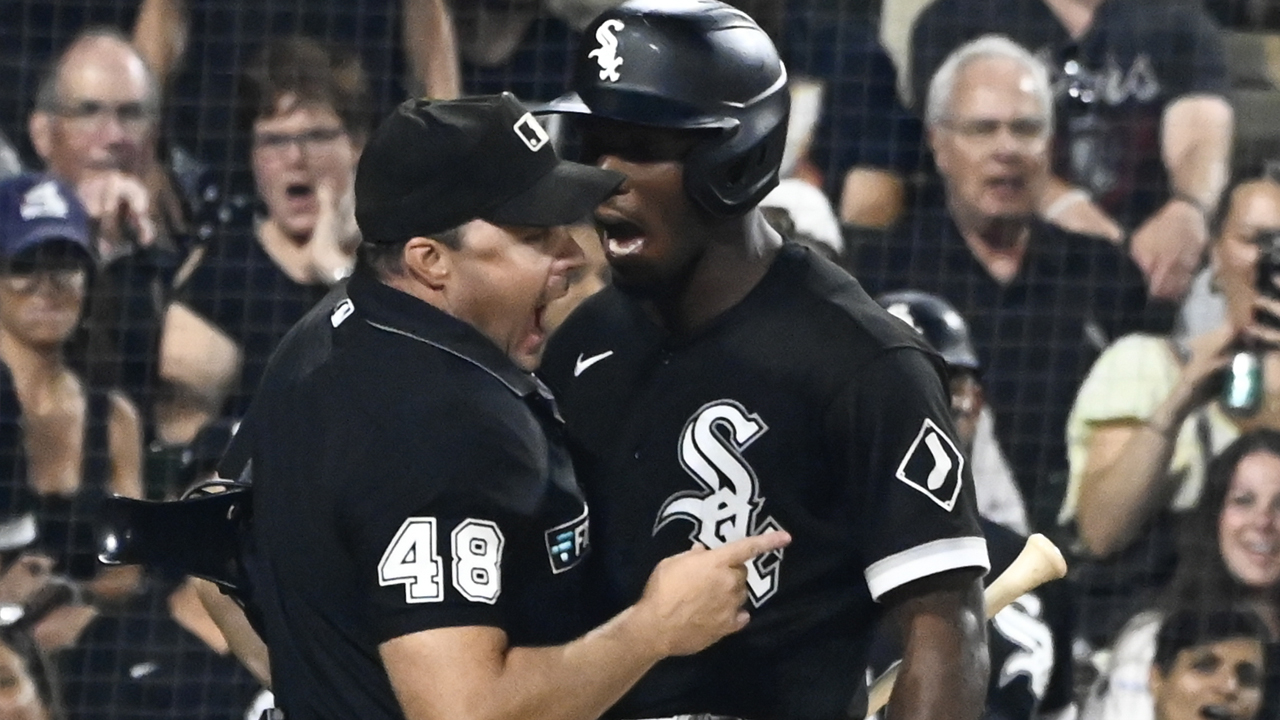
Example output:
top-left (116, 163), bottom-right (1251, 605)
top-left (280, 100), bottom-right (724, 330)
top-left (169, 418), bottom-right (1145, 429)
top-left (645, 211), bottom-right (782, 337)
top-left (1042, 0), bottom-right (1103, 37)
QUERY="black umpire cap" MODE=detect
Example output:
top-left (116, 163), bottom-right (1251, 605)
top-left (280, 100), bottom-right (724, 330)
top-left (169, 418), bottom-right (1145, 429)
top-left (356, 92), bottom-right (624, 244)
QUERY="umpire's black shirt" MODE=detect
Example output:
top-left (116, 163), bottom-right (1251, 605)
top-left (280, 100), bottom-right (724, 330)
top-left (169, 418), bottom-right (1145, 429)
top-left (224, 268), bottom-right (591, 720)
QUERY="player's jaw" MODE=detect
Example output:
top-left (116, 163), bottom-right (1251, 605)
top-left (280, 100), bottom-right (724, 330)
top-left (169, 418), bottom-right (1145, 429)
top-left (594, 194), bottom-right (705, 295)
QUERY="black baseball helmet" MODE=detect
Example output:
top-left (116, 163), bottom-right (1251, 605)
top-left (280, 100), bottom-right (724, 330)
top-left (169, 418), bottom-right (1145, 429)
top-left (542, 0), bottom-right (790, 218)
top-left (877, 290), bottom-right (981, 373)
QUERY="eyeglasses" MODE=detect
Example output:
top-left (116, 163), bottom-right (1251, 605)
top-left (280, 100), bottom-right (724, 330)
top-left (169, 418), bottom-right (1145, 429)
top-left (253, 127), bottom-right (348, 158)
top-left (941, 117), bottom-right (1050, 144)
top-left (0, 268), bottom-right (87, 295)
top-left (48, 100), bottom-right (157, 134)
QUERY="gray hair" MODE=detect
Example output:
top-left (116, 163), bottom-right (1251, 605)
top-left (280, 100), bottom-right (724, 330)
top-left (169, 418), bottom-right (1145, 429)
top-left (34, 27), bottom-right (160, 113)
top-left (924, 34), bottom-right (1053, 129)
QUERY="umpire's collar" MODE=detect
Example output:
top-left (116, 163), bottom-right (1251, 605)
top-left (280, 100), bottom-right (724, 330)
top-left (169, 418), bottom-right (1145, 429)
top-left (345, 267), bottom-right (552, 403)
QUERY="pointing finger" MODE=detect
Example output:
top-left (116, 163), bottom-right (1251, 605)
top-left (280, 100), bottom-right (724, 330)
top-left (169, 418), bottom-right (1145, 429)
top-left (707, 530), bottom-right (791, 566)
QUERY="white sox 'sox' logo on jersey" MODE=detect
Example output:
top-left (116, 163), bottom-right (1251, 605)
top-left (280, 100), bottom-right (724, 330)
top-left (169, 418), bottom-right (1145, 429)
top-left (588, 19), bottom-right (625, 82)
top-left (655, 400), bottom-right (785, 606)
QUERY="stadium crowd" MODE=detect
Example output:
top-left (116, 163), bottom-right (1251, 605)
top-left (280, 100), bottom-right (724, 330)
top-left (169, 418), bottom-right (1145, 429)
top-left (0, 0), bottom-right (1279, 718)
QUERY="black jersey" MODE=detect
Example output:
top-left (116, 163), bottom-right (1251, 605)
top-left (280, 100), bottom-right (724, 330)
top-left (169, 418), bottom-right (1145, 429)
top-left (225, 269), bottom-right (591, 720)
top-left (540, 242), bottom-right (990, 720)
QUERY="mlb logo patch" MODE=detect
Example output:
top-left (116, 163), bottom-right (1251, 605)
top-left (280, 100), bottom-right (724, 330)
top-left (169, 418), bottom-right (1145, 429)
top-left (894, 418), bottom-right (964, 511)
top-left (330, 298), bottom-right (355, 327)
top-left (513, 113), bottom-right (550, 152)
top-left (544, 508), bottom-right (589, 574)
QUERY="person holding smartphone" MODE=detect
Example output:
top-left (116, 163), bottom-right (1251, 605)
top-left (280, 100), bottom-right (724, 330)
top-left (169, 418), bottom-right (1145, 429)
top-left (1060, 170), bottom-right (1280, 645)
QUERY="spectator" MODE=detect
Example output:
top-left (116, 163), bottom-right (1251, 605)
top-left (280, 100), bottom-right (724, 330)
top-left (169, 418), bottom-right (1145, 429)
top-left (0, 0), bottom-right (169, 169)
top-left (133, 0), bottom-right (459, 193)
top-left (1150, 609), bottom-right (1267, 720)
top-left (850, 35), bottom-right (1171, 529)
top-left (55, 573), bottom-right (265, 720)
top-left (909, 0), bottom-right (1233, 301)
top-left (156, 37), bottom-right (368, 449)
top-left (0, 174), bottom-right (143, 644)
top-left (1062, 172), bottom-right (1280, 641)
top-left (27, 28), bottom-right (189, 442)
top-left (775, 0), bottom-right (924, 229)
top-left (1082, 431), bottom-right (1280, 720)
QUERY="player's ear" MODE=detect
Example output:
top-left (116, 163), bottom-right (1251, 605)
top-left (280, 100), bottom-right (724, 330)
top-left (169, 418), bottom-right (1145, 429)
top-left (402, 236), bottom-right (451, 290)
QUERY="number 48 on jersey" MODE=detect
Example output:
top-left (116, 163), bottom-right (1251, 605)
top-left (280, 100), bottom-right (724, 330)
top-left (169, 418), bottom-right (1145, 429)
top-left (377, 517), bottom-right (505, 604)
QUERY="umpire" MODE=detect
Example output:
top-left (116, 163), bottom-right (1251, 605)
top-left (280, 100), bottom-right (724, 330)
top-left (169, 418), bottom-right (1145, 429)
top-left (204, 94), bottom-right (789, 720)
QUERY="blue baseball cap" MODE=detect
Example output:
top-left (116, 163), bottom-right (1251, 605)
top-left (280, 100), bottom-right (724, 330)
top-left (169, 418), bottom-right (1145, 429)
top-left (0, 173), bottom-right (94, 265)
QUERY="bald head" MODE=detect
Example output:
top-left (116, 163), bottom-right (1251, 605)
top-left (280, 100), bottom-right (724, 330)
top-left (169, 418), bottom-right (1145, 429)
top-left (30, 29), bottom-right (159, 183)
top-left (37, 30), bottom-right (157, 115)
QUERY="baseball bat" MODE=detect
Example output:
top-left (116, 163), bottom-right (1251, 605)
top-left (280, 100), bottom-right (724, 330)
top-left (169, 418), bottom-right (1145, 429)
top-left (863, 533), bottom-right (1068, 718)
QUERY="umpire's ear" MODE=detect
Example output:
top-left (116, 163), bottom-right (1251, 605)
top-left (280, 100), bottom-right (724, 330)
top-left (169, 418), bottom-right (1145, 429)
top-left (402, 235), bottom-right (451, 291)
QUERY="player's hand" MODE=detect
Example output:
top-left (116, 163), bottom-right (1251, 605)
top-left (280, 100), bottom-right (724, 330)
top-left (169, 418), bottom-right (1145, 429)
top-left (633, 530), bottom-right (791, 657)
top-left (76, 170), bottom-right (157, 258)
top-left (1129, 199), bottom-right (1208, 302)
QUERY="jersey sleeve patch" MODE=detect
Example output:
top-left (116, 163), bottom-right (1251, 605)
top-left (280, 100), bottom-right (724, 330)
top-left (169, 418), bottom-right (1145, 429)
top-left (864, 536), bottom-right (990, 601)
top-left (894, 418), bottom-right (965, 511)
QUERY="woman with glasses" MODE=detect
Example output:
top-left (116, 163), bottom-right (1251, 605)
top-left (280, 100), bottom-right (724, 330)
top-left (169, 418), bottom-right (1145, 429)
top-left (0, 173), bottom-right (143, 649)
top-left (156, 36), bottom-right (370, 451)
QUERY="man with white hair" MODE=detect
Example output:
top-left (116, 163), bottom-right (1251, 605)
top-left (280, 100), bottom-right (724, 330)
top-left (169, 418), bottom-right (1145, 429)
top-left (909, 0), bottom-right (1232, 302)
top-left (852, 35), bottom-right (1173, 527)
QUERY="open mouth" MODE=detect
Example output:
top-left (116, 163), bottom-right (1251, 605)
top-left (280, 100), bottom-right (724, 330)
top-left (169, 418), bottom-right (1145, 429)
top-left (1201, 705), bottom-right (1234, 720)
top-left (599, 218), bottom-right (646, 257)
top-left (986, 176), bottom-right (1026, 194)
top-left (285, 183), bottom-right (315, 202)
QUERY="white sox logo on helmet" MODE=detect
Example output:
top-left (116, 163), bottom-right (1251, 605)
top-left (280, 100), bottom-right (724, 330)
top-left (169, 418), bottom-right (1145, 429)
top-left (589, 19), bottom-right (625, 82)
top-left (655, 400), bottom-right (785, 606)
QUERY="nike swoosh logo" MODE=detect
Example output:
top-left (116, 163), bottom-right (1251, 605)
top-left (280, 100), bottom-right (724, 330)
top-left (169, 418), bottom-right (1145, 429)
top-left (574, 350), bottom-right (615, 377)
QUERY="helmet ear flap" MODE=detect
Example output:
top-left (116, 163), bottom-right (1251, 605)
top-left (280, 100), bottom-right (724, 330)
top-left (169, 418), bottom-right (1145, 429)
top-left (684, 111), bottom-right (789, 218)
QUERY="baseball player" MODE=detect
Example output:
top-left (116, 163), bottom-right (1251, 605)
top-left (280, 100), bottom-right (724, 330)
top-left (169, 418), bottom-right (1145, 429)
top-left (537, 3), bottom-right (990, 719)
